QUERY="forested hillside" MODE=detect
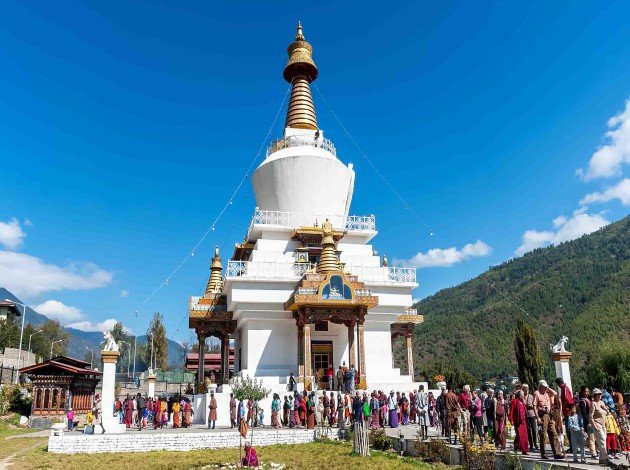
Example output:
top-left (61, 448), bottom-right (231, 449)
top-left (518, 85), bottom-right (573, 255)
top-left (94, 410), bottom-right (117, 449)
top-left (399, 216), bottom-right (629, 386)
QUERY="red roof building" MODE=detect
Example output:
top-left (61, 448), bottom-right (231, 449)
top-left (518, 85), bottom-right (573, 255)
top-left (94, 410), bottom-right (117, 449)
top-left (20, 356), bottom-right (102, 417)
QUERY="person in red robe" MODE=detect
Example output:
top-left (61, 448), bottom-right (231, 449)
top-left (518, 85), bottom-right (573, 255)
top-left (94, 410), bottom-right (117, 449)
top-left (299, 394), bottom-right (307, 427)
top-left (513, 391), bottom-right (529, 454)
top-left (242, 442), bottom-right (259, 467)
top-left (123, 395), bottom-right (134, 428)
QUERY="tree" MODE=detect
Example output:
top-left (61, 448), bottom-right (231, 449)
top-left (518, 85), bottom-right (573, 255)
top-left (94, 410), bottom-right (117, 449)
top-left (139, 312), bottom-right (168, 370)
top-left (109, 321), bottom-right (133, 374)
top-left (514, 319), bottom-right (545, 386)
top-left (0, 316), bottom-right (20, 351)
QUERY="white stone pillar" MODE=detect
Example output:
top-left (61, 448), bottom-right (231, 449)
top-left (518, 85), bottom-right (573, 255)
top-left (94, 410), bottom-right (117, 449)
top-left (552, 351), bottom-right (572, 394)
top-left (101, 350), bottom-right (126, 434)
top-left (147, 373), bottom-right (156, 399)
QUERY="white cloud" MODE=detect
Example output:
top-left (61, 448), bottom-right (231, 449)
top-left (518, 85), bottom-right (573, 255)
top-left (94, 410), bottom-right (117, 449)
top-left (0, 251), bottom-right (113, 297)
top-left (515, 212), bottom-right (610, 256)
top-left (23, 219), bottom-right (33, 227)
top-left (0, 218), bottom-right (26, 249)
top-left (119, 289), bottom-right (129, 298)
top-left (396, 240), bottom-right (492, 268)
top-left (68, 318), bottom-right (120, 333)
top-left (578, 97), bottom-right (630, 181)
top-left (579, 178), bottom-right (630, 207)
top-left (552, 215), bottom-right (568, 229)
top-left (34, 300), bottom-right (83, 324)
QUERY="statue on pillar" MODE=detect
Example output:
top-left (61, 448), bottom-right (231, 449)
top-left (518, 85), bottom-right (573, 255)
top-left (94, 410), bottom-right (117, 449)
top-left (102, 331), bottom-right (119, 352)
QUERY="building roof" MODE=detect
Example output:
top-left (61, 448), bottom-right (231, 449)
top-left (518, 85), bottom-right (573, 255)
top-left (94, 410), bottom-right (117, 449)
top-left (185, 350), bottom-right (234, 371)
top-left (0, 300), bottom-right (21, 316)
top-left (19, 355), bottom-right (102, 376)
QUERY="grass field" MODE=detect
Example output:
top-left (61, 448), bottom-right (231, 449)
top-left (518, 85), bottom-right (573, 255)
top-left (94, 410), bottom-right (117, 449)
top-left (0, 421), bottom-right (446, 470)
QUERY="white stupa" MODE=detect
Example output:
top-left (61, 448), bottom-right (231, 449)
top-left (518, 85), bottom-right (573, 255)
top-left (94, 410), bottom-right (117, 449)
top-left (188, 22), bottom-right (423, 425)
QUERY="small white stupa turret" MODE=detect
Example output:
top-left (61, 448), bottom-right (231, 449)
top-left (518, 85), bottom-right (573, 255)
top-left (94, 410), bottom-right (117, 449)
top-left (252, 22), bottom-right (355, 218)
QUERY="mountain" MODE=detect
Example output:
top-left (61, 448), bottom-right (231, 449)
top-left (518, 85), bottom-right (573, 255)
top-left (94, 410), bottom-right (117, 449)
top-left (401, 216), bottom-right (630, 385)
top-left (0, 287), bottom-right (184, 369)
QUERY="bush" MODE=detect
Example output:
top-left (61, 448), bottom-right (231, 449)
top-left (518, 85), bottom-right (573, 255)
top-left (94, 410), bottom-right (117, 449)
top-left (0, 385), bottom-right (31, 416)
top-left (460, 435), bottom-right (495, 470)
top-left (415, 438), bottom-right (449, 463)
top-left (369, 429), bottom-right (391, 451)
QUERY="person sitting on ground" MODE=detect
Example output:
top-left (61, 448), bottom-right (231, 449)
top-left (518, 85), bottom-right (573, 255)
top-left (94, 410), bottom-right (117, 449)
top-left (242, 441), bottom-right (259, 467)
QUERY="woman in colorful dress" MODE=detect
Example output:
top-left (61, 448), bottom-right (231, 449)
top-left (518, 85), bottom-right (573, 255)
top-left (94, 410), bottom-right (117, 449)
top-left (172, 399), bottom-right (181, 428)
top-left (271, 393), bottom-right (281, 428)
top-left (428, 392), bottom-right (437, 427)
top-left (401, 393), bottom-right (410, 425)
top-left (370, 392), bottom-right (381, 430)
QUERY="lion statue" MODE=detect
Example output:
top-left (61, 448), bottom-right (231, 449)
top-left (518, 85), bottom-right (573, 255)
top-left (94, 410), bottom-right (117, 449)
top-left (550, 336), bottom-right (569, 353)
top-left (102, 331), bottom-right (119, 352)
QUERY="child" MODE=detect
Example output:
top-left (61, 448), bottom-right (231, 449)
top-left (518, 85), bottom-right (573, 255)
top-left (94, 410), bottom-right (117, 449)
top-left (605, 412), bottom-right (621, 459)
top-left (258, 407), bottom-right (265, 428)
top-left (568, 404), bottom-right (586, 463)
top-left (66, 408), bottom-right (74, 431)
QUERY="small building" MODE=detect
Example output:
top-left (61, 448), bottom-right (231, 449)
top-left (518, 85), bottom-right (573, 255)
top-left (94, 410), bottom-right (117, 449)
top-left (185, 348), bottom-right (235, 383)
top-left (20, 356), bottom-right (102, 417)
top-left (0, 300), bottom-right (20, 322)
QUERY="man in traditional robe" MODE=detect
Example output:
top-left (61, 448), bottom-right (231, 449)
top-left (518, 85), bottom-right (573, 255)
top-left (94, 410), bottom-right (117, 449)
top-left (556, 377), bottom-right (574, 452)
top-left (323, 392), bottom-right (330, 424)
top-left (445, 386), bottom-right (461, 444)
top-left (208, 392), bottom-right (217, 429)
top-left (329, 392), bottom-right (336, 426)
top-left (306, 393), bottom-right (316, 429)
top-left (417, 385), bottom-right (428, 437)
top-left (229, 393), bottom-right (237, 428)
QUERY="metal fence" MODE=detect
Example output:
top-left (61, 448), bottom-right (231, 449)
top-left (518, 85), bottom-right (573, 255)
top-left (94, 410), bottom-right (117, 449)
top-left (0, 366), bottom-right (19, 384)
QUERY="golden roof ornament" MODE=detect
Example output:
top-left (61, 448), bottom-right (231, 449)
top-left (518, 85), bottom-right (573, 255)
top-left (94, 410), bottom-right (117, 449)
top-left (316, 219), bottom-right (341, 273)
top-left (205, 246), bottom-right (223, 296)
top-left (283, 21), bottom-right (318, 130)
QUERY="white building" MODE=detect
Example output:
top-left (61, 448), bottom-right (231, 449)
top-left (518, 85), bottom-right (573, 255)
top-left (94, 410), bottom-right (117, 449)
top-left (188, 23), bottom-right (423, 420)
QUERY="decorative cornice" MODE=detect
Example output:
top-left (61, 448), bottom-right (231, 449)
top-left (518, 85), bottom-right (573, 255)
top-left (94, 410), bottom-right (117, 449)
top-left (551, 351), bottom-right (572, 362)
top-left (101, 350), bottom-right (120, 363)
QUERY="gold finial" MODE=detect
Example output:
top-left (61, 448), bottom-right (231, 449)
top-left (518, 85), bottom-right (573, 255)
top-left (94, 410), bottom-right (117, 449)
top-left (205, 246), bottom-right (223, 295)
top-left (296, 21), bottom-right (304, 41)
top-left (316, 220), bottom-right (341, 273)
top-left (283, 21), bottom-right (319, 130)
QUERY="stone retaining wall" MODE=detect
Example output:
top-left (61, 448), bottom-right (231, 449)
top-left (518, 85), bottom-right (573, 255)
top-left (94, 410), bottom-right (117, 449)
top-left (48, 428), bottom-right (342, 454)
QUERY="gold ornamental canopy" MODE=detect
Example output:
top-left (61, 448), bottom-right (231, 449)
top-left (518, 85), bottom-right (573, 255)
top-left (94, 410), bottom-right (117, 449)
top-left (283, 21), bottom-right (318, 84)
top-left (283, 22), bottom-right (319, 130)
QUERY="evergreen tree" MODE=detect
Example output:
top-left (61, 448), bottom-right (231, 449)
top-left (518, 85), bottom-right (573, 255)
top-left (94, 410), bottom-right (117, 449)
top-left (109, 321), bottom-right (133, 374)
top-left (514, 318), bottom-right (545, 385)
top-left (139, 312), bottom-right (168, 370)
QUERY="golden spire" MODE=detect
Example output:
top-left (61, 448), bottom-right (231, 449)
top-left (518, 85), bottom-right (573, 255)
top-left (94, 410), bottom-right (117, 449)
top-left (316, 220), bottom-right (341, 273)
top-left (204, 246), bottom-right (223, 296)
top-left (283, 22), bottom-right (318, 130)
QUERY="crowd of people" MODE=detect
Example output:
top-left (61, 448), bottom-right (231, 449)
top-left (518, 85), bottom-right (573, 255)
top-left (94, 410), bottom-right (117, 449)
top-left (113, 393), bottom-right (195, 430)
top-left (84, 367), bottom-right (628, 467)
top-left (437, 379), bottom-right (629, 465)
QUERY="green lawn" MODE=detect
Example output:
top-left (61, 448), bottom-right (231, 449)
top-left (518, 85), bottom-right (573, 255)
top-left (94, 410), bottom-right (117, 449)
top-left (8, 439), bottom-right (448, 470)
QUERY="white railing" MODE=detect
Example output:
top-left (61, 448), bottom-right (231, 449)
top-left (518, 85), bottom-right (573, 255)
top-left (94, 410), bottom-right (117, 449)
top-left (266, 136), bottom-right (337, 157)
top-left (355, 288), bottom-right (372, 296)
top-left (225, 261), bottom-right (416, 284)
top-left (345, 265), bottom-right (417, 284)
top-left (404, 307), bottom-right (419, 315)
top-left (189, 296), bottom-right (227, 311)
top-left (226, 261), bottom-right (314, 279)
top-left (297, 287), bottom-right (318, 295)
top-left (249, 209), bottom-right (376, 234)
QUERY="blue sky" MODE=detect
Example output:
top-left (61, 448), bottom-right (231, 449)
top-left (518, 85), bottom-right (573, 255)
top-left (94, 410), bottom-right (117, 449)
top-left (1, 1), bottom-right (629, 343)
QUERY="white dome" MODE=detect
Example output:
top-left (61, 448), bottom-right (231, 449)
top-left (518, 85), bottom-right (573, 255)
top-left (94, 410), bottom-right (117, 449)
top-left (253, 141), bottom-right (354, 218)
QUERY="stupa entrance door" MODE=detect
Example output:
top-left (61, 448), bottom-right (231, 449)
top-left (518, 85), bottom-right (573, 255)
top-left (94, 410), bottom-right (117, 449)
top-left (311, 341), bottom-right (332, 389)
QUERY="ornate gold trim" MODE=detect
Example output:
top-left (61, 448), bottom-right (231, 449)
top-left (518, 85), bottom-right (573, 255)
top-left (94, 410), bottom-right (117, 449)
top-left (101, 350), bottom-right (120, 363)
top-left (551, 351), bottom-right (572, 362)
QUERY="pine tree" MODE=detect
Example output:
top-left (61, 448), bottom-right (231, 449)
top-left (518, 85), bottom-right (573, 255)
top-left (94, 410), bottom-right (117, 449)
top-left (514, 318), bottom-right (545, 385)
top-left (140, 312), bottom-right (168, 370)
